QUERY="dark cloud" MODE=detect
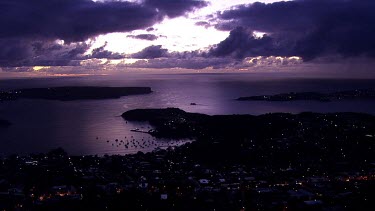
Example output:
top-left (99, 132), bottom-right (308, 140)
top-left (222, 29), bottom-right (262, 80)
top-left (209, 27), bottom-right (293, 59)
top-left (0, 39), bottom-right (33, 66)
top-left (1, 0), bottom-right (159, 42)
top-left (131, 44), bottom-right (208, 60)
top-left (128, 44), bottom-right (245, 69)
top-left (0, 0), bottom-right (207, 67)
top-left (131, 45), bottom-right (169, 59)
top-left (90, 42), bottom-right (124, 59)
top-left (195, 21), bottom-right (211, 28)
top-left (0, 39), bottom-right (89, 67)
top-left (214, 0), bottom-right (375, 61)
top-left (143, 0), bottom-right (208, 18)
top-left (0, 39), bottom-right (124, 67)
top-left (127, 34), bottom-right (159, 41)
top-left (0, 0), bottom-right (207, 42)
top-left (126, 53), bottom-right (302, 70)
top-left (128, 57), bottom-right (234, 70)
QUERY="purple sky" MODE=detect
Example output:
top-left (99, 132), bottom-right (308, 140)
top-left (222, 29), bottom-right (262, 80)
top-left (0, 0), bottom-right (375, 77)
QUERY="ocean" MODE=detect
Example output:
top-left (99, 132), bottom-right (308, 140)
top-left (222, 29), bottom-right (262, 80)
top-left (1, 73), bottom-right (375, 155)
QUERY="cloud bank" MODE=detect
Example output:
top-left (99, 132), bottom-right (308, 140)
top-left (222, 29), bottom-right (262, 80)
top-left (2, 0), bottom-right (375, 74)
top-left (127, 0), bottom-right (375, 70)
top-left (213, 0), bottom-right (375, 61)
top-left (127, 34), bottom-right (159, 41)
top-left (0, 0), bottom-right (207, 67)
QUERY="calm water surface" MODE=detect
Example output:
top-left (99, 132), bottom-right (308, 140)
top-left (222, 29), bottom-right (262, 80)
top-left (1, 73), bottom-right (375, 155)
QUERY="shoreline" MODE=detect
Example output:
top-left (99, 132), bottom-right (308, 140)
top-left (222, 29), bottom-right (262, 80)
top-left (0, 108), bottom-right (374, 209)
top-left (0, 86), bottom-right (152, 101)
top-left (237, 88), bottom-right (375, 102)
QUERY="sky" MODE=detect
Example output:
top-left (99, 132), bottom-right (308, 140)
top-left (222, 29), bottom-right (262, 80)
top-left (1, 0), bottom-right (375, 77)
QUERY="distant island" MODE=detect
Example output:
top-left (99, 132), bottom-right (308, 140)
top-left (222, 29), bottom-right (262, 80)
top-left (0, 86), bottom-right (152, 101)
top-left (237, 88), bottom-right (375, 102)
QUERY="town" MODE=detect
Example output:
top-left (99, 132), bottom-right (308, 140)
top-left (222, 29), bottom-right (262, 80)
top-left (0, 108), bottom-right (374, 210)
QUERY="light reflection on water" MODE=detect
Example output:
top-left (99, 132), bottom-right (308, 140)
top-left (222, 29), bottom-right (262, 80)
top-left (1, 73), bottom-right (375, 155)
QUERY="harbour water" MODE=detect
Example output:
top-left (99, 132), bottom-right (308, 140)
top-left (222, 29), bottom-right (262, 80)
top-left (1, 73), bottom-right (375, 155)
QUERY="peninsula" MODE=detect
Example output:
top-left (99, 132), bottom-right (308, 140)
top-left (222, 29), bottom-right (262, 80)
top-left (237, 88), bottom-right (375, 102)
top-left (0, 108), bottom-right (374, 210)
top-left (0, 86), bottom-right (152, 101)
top-left (120, 108), bottom-right (375, 210)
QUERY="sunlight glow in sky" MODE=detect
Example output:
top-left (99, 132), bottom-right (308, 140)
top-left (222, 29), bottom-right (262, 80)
top-left (32, 66), bottom-right (51, 71)
top-left (1, 0), bottom-right (374, 78)
top-left (89, 0), bottom-right (286, 55)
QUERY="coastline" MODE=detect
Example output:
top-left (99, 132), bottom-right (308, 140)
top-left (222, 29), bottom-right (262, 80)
top-left (0, 108), bottom-right (374, 210)
top-left (0, 86), bottom-right (152, 101)
top-left (237, 88), bottom-right (375, 102)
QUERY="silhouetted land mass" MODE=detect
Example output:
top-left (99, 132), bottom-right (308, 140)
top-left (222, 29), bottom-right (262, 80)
top-left (0, 119), bottom-right (11, 127)
top-left (237, 88), bottom-right (375, 102)
top-left (0, 108), bottom-right (374, 210)
top-left (0, 86), bottom-right (152, 101)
